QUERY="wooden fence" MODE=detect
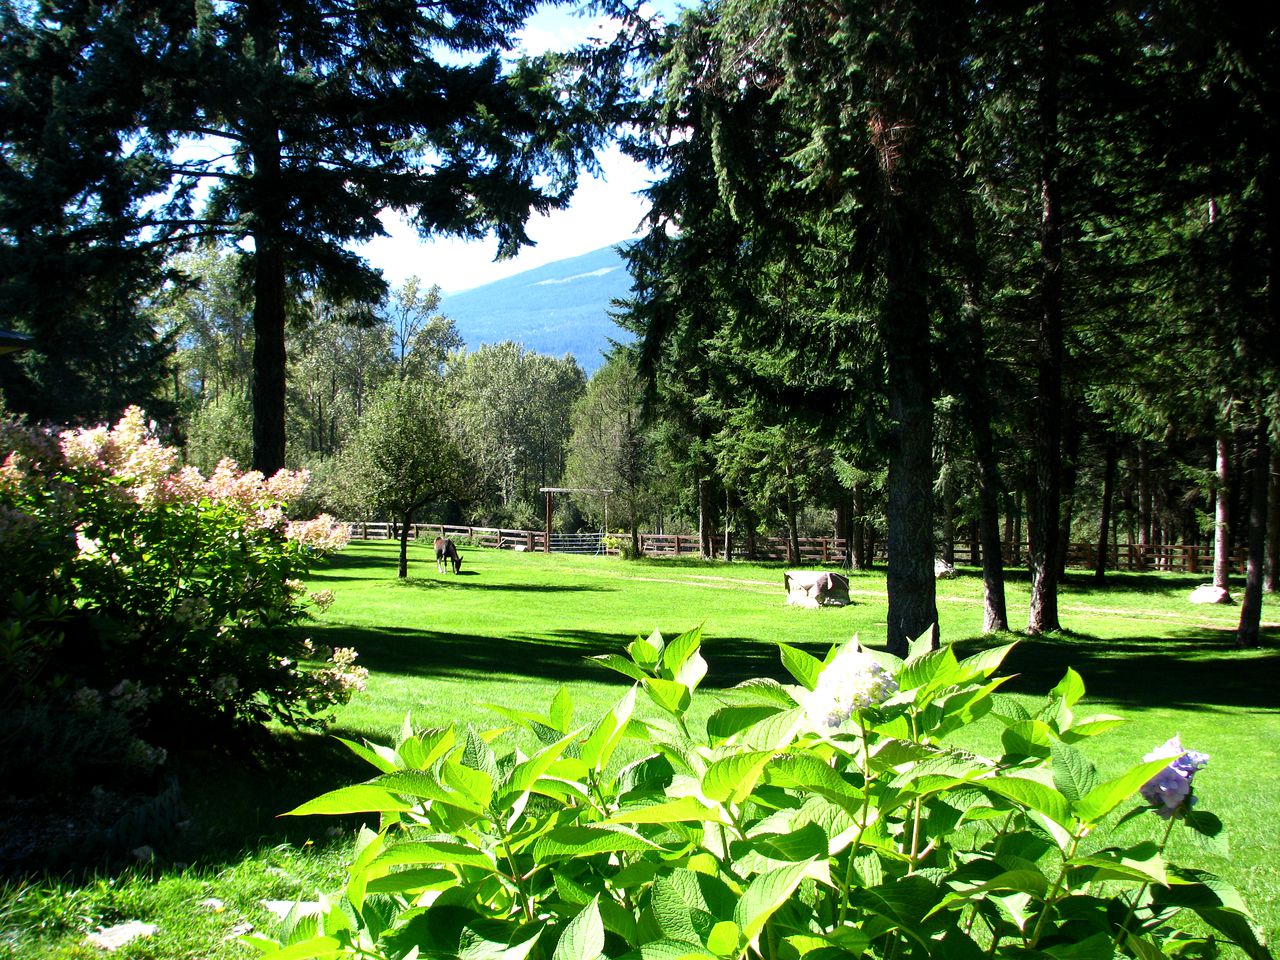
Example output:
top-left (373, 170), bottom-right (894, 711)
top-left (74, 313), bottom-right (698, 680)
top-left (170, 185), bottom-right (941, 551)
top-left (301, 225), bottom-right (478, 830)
top-left (344, 521), bottom-right (1241, 574)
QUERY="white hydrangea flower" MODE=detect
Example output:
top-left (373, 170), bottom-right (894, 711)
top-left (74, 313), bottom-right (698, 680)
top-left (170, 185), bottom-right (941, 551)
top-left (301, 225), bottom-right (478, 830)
top-left (803, 643), bottom-right (898, 731)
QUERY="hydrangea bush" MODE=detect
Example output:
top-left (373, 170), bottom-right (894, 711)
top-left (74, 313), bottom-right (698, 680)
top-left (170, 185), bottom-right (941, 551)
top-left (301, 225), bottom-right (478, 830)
top-left (0, 406), bottom-right (362, 766)
top-left (254, 629), bottom-right (1270, 960)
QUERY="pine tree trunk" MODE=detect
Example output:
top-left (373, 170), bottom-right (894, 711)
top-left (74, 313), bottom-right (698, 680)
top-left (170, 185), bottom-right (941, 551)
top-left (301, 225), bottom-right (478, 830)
top-left (941, 451), bottom-right (955, 566)
top-left (1267, 448), bottom-right (1279, 593)
top-left (698, 476), bottom-right (713, 560)
top-left (1028, 0), bottom-right (1064, 634)
top-left (247, 5), bottom-right (288, 477)
top-left (852, 480), bottom-right (868, 570)
top-left (1237, 417), bottom-right (1270, 648)
top-left (1137, 440), bottom-right (1152, 570)
top-left (1214, 432), bottom-right (1232, 591)
top-left (785, 469), bottom-right (801, 568)
top-left (1095, 441), bottom-right (1118, 581)
top-left (1055, 412), bottom-right (1081, 578)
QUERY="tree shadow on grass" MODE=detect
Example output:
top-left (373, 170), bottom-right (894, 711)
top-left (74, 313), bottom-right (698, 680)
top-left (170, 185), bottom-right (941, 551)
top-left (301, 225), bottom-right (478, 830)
top-left (311, 622), bottom-right (790, 690)
top-left (388, 578), bottom-right (615, 594)
top-left (957, 626), bottom-right (1280, 712)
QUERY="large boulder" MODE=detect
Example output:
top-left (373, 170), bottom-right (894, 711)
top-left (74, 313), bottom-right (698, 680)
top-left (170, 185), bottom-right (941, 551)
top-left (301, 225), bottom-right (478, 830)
top-left (1189, 583), bottom-right (1233, 605)
top-left (934, 559), bottom-right (956, 580)
top-left (784, 570), bottom-right (851, 608)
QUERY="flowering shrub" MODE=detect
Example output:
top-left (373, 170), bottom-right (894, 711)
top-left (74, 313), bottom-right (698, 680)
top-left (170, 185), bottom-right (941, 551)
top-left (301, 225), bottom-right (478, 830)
top-left (0, 406), bottom-right (362, 757)
top-left (254, 629), bottom-right (1270, 960)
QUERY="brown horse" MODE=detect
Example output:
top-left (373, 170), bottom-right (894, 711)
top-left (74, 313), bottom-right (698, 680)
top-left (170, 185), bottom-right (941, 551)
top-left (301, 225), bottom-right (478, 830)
top-left (434, 536), bottom-right (463, 574)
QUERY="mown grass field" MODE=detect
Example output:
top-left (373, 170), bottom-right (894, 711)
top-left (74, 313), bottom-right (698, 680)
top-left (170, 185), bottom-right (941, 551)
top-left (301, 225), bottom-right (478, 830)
top-left (3, 540), bottom-right (1277, 958)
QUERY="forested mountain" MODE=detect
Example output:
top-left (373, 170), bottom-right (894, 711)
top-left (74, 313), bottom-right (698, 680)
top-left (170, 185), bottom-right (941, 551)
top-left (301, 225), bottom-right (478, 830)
top-left (440, 245), bottom-right (634, 374)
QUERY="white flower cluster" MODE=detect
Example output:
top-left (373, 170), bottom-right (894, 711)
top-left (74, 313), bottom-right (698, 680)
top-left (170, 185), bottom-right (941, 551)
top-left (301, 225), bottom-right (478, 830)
top-left (803, 643), bottom-right (898, 731)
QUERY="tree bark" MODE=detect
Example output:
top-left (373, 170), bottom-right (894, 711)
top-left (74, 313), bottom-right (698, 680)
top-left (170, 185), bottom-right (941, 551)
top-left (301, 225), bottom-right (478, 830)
top-left (1267, 448), bottom-right (1279, 593)
top-left (1054, 411), bottom-right (1081, 578)
top-left (698, 476), bottom-right (713, 560)
top-left (1237, 416), bottom-right (1270, 648)
top-left (851, 480), bottom-right (868, 570)
top-left (1214, 432), bottom-right (1232, 591)
top-left (1094, 440), bottom-right (1118, 581)
top-left (1137, 439), bottom-right (1152, 570)
top-left (247, 2), bottom-right (289, 476)
top-left (398, 509), bottom-right (412, 578)
top-left (1027, 0), bottom-right (1064, 634)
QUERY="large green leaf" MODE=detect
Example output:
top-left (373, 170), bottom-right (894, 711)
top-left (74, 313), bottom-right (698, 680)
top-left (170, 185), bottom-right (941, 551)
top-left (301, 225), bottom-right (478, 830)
top-left (629, 630), bottom-right (665, 670)
top-left (550, 686), bottom-right (573, 733)
top-left (381, 770), bottom-right (482, 813)
top-left (763, 754), bottom-right (862, 808)
top-left (443, 760), bottom-right (494, 810)
top-left (745, 821), bottom-right (829, 862)
top-left (1049, 668), bottom-right (1086, 709)
top-left (370, 839), bottom-right (496, 871)
top-left (1058, 714), bottom-right (1126, 743)
top-left (590, 653), bottom-right (648, 683)
top-left (954, 641), bottom-right (1018, 682)
top-left (580, 686), bottom-right (637, 773)
top-left (649, 878), bottom-right (700, 943)
top-left (979, 774), bottom-right (1073, 827)
top-left (702, 750), bottom-right (775, 804)
top-left (497, 726), bottom-right (584, 807)
top-left (779, 643), bottom-right (824, 691)
top-left (737, 708), bottom-right (805, 752)
top-left (729, 677), bottom-right (800, 707)
top-left (1043, 932), bottom-right (1118, 960)
top-left (897, 646), bottom-right (960, 700)
top-left (364, 867), bottom-right (455, 896)
top-left (733, 862), bottom-right (812, 943)
top-left (662, 626), bottom-right (706, 691)
top-left (335, 737), bottom-right (398, 775)
top-left (621, 940), bottom-right (714, 960)
top-left (282, 785), bottom-right (412, 817)
top-left (1070, 842), bottom-right (1166, 885)
top-left (1153, 867), bottom-right (1273, 960)
top-left (1050, 742), bottom-right (1100, 804)
top-left (552, 897), bottom-right (605, 960)
top-left (1073, 758), bottom-right (1171, 824)
top-left (644, 677), bottom-right (693, 716)
top-left (707, 705), bottom-right (785, 743)
top-left (534, 826), bottom-right (661, 862)
top-left (604, 796), bottom-right (726, 826)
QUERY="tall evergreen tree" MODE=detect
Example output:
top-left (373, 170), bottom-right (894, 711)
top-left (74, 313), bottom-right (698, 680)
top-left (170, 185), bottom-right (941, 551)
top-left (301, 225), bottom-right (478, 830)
top-left (1, 0), bottom-right (619, 469)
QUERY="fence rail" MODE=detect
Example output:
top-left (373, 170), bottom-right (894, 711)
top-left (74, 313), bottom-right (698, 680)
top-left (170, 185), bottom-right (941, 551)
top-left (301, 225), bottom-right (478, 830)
top-left (342, 522), bottom-right (1242, 574)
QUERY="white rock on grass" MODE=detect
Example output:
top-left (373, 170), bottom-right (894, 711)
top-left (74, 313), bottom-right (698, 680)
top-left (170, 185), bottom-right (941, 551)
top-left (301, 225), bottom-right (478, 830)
top-left (934, 559), bottom-right (956, 580)
top-left (84, 921), bottom-right (158, 951)
top-left (1189, 584), bottom-right (1233, 605)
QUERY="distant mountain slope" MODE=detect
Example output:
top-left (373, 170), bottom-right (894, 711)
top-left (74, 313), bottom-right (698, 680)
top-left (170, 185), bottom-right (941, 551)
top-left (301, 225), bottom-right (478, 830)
top-left (440, 245), bottom-right (634, 374)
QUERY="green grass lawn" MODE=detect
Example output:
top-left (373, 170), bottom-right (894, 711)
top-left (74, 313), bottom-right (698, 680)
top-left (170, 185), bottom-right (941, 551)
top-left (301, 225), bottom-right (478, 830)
top-left (3, 541), bottom-right (1277, 958)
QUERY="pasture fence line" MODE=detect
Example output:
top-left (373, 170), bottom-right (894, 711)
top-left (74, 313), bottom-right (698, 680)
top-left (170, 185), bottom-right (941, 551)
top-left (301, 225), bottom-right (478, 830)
top-left (340, 521), bottom-right (1241, 574)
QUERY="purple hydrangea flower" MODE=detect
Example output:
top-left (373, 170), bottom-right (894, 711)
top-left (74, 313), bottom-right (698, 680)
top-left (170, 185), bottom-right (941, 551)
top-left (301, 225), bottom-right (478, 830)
top-left (1138, 736), bottom-right (1209, 818)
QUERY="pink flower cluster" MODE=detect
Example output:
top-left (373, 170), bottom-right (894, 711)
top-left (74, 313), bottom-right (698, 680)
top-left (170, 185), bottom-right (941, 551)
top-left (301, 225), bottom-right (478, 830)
top-left (287, 514), bottom-right (351, 551)
top-left (53, 410), bottom-right (333, 541)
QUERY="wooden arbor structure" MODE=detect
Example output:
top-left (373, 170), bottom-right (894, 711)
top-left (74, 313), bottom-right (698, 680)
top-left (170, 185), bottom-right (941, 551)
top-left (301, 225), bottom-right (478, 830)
top-left (538, 486), bottom-right (613, 552)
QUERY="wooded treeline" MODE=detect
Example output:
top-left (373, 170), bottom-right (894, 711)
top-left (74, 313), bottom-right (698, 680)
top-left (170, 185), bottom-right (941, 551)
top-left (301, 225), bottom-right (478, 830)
top-left (1, 0), bottom-right (1275, 649)
top-left (612, 0), bottom-right (1277, 652)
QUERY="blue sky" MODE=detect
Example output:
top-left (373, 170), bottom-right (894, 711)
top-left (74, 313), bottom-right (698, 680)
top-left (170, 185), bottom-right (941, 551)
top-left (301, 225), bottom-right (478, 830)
top-left (356, 2), bottom-right (682, 294)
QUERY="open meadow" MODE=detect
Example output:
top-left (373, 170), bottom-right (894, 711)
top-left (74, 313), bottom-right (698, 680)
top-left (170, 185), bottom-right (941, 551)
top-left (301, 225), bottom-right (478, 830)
top-left (3, 540), bottom-right (1277, 958)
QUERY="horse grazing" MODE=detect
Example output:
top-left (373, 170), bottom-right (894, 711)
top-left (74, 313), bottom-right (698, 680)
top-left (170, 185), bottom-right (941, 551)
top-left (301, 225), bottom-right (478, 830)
top-left (434, 537), bottom-right (463, 574)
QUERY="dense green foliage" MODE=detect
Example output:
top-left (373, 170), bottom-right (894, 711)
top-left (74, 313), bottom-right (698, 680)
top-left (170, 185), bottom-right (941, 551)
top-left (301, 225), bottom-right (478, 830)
top-left (0, 542), bottom-right (1275, 958)
top-left (254, 625), bottom-right (1269, 960)
top-left (0, 406), bottom-right (359, 814)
